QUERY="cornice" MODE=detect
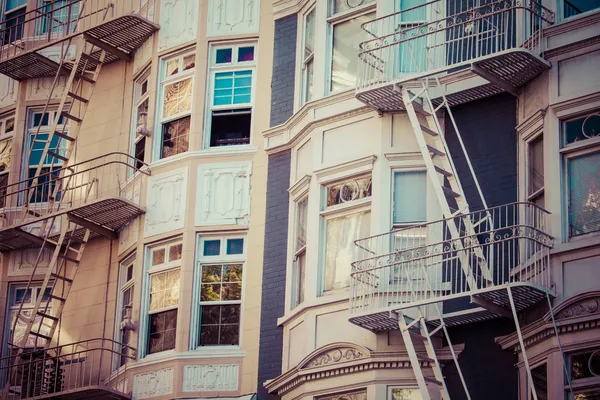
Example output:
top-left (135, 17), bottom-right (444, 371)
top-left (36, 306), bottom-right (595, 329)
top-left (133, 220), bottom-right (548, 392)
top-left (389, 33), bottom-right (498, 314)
top-left (544, 10), bottom-right (600, 39)
top-left (545, 35), bottom-right (600, 59)
top-left (516, 108), bottom-right (546, 139)
top-left (288, 174), bottom-right (311, 198)
top-left (314, 155), bottom-right (377, 183)
top-left (550, 91), bottom-right (600, 115)
top-left (272, 0), bottom-right (310, 20)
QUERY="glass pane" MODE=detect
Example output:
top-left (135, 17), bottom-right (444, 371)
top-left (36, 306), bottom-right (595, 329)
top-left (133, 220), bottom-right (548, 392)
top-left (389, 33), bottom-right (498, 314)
top-left (331, 13), bottom-right (375, 92)
top-left (0, 139), bottom-right (11, 174)
top-left (148, 309), bottom-right (177, 354)
top-left (164, 270), bottom-right (180, 306)
top-left (574, 390), bottom-right (600, 400)
top-left (531, 364), bottom-right (547, 400)
top-left (152, 248), bottom-right (165, 266)
top-left (327, 176), bottom-right (372, 206)
top-left (213, 71), bottom-right (252, 106)
top-left (324, 211), bottom-right (371, 292)
top-left (169, 243), bottom-right (182, 261)
top-left (304, 9), bottom-right (315, 59)
top-left (216, 48), bottom-right (232, 64)
top-left (161, 116), bottom-right (190, 159)
top-left (223, 264), bottom-right (243, 282)
top-left (294, 252), bottom-right (306, 306)
top-left (296, 197), bottom-right (308, 249)
top-left (304, 58), bottom-right (314, 103)
top-left (5, 118), bottom-right (14, 134)
top-left (528, 136), bottom-right (544, 195)
top-left (564, 0), bottom-right (600, 18)
top-left (221, 282), bottom-right (242, 300)
top-left (166, 59), bottom-right (179, 76)
top-left (6, 0), bottom-right (27, 12)
top-left (202, 265), bottom-right (222, 283)
top-left (15, 288), bottom-right (32, 305)
top-left (201, 305), bottom-right (220, 324)
top-left (390, 388), bottom-right (421, 400)
top-left (564, 112), bottom-right (600, 145)
top-left (126, 265), bottom-right (133, 281)
top-left (238, 46), bottom-right (255, 62)
top-left (220, 323), bottom-right (240, 345)
top-left (331, 0), bottom-right (375, 14)
top-left (141, 79), bottom-right (148, 96)
top-left (203, 239), bottom-right (221, 256)
top-left (394, 170), bottom-right (427, 223)
top-left (199, 324), bottom-right (220, 345)
top-left (163, 78), bottom-right (192, 118)
top-left (151, 272), bottom-right (165, 292)
top-left (183, 54), bottom-right (195, 71)
top-left (568, 152), bottom-right (600, 236)
top-left (220, 304), bottom-right (240, 324)
top-left (226, 238), bottom-right (244, 255)
top-left (571, 350), bottom-right (600, 379)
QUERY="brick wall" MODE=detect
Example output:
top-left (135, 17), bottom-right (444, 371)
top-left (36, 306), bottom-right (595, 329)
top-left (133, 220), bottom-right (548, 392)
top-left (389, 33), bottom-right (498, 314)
top-left (270, 14), bottom-right (297, 127)
top-left (257, 150), bottom-right (292, 400)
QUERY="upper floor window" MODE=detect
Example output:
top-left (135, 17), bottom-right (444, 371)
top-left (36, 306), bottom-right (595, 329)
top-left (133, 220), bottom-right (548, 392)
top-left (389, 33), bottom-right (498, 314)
top-left (292, 196), bottom-right (308, 308)
top-left (206, 43), bottom-right (256, 148)
top-left (393, 170), bottom-right (427, 249)
top-left (563, 0), bottom-right (600, 19)
top-left (157, 51), bottom-right (195, 160)
top-left (327, 0), bottom-right (375, 92)
top-left (3, 0), bottom-right (27, 43)
top-left (115, 256), bottom-right (135, 367)
top-left (561, 111), bottom-right (600, 238)
top-left (565, 348), bottom-right (600, 399)
top-left (131, 70), bottom-right (150, 171)
top-left (0, 114), bottom-right (14, 208)
top-left (388, 387), bottom-right (420, 400)
top-left (527, 134), bottom-right (544, 208)
top-left (300, 8), bottom-right (315, 105)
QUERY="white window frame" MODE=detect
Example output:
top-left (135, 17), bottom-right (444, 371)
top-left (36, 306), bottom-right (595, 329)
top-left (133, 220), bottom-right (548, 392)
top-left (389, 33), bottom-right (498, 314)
top-left (154, 49), bottom-right (195, 161)
top-left (326, 0), bottom-right (376, 94)
top-left (190, 234), bottom-right (246, 350)
top-left (113, 253), bottom-right (136, 370)
top-left (292, 195), bottom-right (308, 308)
top-left (319, 173), bottom-right (372, 296)
top-left (204, 42), bottom-right (257, 149)
top-left (139, 239), bottom-right (183, 358)
top-left (300, 6), bottom-right (316, 106)
top-left (129, 68), bottom-right (150, 176)
top-left (526, 132), bottom-right (545, 205)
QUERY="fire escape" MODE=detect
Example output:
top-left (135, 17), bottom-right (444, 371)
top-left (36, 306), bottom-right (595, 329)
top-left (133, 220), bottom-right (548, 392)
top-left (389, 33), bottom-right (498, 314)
top-left (0, 1), bottom-right (158, 399)
top-left (349, 1), bottom-right (564, 399)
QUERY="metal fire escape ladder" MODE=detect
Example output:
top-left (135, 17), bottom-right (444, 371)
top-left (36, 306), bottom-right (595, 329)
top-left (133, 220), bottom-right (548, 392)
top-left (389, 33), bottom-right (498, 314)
top-left (401, 82), bottom-right (493, 290)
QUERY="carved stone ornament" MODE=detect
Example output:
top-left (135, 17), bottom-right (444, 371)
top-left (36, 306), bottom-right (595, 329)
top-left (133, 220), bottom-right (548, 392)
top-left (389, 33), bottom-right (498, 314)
top-left (299, 343), bottom-right (370, 370)
top-left (132, 368), bottom-right (174, 399)
top-left (556, 298), bottom-right (600, 320)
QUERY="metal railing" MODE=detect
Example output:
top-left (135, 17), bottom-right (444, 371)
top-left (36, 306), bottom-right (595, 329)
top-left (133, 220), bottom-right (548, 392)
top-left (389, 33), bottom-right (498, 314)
top-left (0, 0), bottom-right (157, 63)
top-left (0, 338), bottom-right (134, 399)
top-left (349, 202), bottom-right (554, 317)
top-left (0, 152), bottom-right (149, 230)
top-left (357, 0), bottom-right (555, 91)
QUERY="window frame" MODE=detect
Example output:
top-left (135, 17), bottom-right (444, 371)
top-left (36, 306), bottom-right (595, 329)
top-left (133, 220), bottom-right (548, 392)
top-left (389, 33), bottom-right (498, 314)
top-left (300, 6), bottom-right (316, 106)
top-left (113, 253), bottom-right (136, 370)
top-left (154, 49), bottom-right (195, 161)
top-left (204, 42), bottom-right (257, 149)
top-left (139, 239), bottom-right (183, 358)
top-left (526, 132), bottom-right (545, 205)
top-left (130, 68), bottom-right (150, 174)
top-left (2, 0), bottom-right (27, 43)
top-left (564, 348), bottom-right (600, 399)
top-left (0, 113), bottom-right (14, 209)
top-left (291, 195), bottom-right (308, 308)
top-left (190, 234), bottom-right (246, 350)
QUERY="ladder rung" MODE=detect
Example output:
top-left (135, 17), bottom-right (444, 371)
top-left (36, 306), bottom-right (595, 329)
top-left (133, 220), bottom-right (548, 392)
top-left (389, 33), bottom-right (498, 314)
top-left (413, 101), bottom-right (431, 116)
top-left (47, 151), bottom-right (69, 163)
top-left (59, 65), bottom-right (96, 84)
top-left (27, 209), bottom-right (42, 217)
top-left (434, 166), bottom-right (453, 177)
top-left (37, 312), bottom-right (59, 322)
top-left (79, 52), bottom-right (102, 65)
top-left (50, 273), bottom-right (73, 284)
top-left (408, 330), bottom-right (427, 341)
top-left (416, 353), bottom-right (435, 363)
top-left (53, 130), bottom-right (76, 142)
top-left (61, 111), bottom-right (83, 124)
top-left (427, 145), bottom-right (445, 157)
top-left (30, 331), bottom-right (52, 341)
top-left (48, 294), bottom-right (66, 302)
top-left (67, 91), bottom-right (89, 104)
top-left (57, 254), bottom-right (80, 264)
top-left (420, 125), bottom-right (438, 136)
top-left (442, 186), bottom-right (461, 198)
top-left (424, 376), bottom-right (442, 386)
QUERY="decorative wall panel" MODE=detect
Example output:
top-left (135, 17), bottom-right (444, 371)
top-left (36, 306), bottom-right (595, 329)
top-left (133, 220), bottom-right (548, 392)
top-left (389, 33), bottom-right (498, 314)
top-left (144, 167), bottom-right (188, 237)
top-left (27, 46), bottom-right (76, 101)
top-left (132, 368), bottom-right (174, 399)
top-left (195, 162), bottom-right (251, 226)
top-left (8, 248), bottom-right (53, 277)
top-left (158, 0), bottom-right (198, 51)
top-left (207, 0), bottom-right (259, 37)
top-left (0, 76), bottom-right (17, 108)
top-left (182, 364), bottom-right (239, 392)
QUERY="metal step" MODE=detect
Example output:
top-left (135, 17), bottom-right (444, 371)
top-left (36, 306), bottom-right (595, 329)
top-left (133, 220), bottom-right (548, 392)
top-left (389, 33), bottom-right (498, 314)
top-left (79, 52), bottom-right (102, 65)
top-left (37, 312), bottom-right (59, 322)
top-left (48, 294), bottom-right (66, 303)
top-left (417, 353), bottom-right (436, 363)
top-left (427, 145), bottom-right (445, 157)
top-left (47, 151), bottom-right (69, 163)
top-left (434, 165), bottom-right (453, 177)
top-left (50, 273), bottom-right (73, 284)
top-left (424, 376), bottom-right (443, 386)
top-left (442, 186), bottom-right (461, 198)
top-left (67, 91), bottom-right (89, 104)
top-left (53, 130), bottom-right (75, 142)
top-left (30, 331), bottom-right (52, 341)
top-left (57, 254), bottom-right (80, 264)
top-left (421, 125), bottom-right (439, 136)
top-left (61, 111), bottom-right (83, 124)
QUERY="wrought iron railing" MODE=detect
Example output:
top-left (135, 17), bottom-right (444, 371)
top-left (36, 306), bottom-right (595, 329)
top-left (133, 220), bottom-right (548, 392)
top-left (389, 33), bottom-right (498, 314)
top-left (0, 0), bottom-right (157, 63)
top-left (349, 202), bottom-right (553, 318)
top-left (0, 152), bottom-right (149, 230)
top-left (356, 0), bottom-right (555, 92)
top-left (0, 338), bottom-right (134, 399)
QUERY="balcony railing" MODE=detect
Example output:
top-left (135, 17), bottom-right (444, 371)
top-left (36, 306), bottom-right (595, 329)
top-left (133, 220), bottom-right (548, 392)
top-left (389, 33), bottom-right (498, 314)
top-left (357, 0), bottom-right (555, 92)
top-left (349, 202), bottom-right (554, 322)
top-left (0, 0), bottom-right (157, 63)
top-left (0, 152), bottom-right (148, 231)
top-left (0, 338), bottom-right (134, 399)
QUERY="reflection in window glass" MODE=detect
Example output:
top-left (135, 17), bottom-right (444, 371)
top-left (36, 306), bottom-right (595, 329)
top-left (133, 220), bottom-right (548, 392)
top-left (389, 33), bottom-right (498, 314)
top-left (203, 240), bottom-right (221, 256)
top-left (161, 116), bottom-right (190, 159)
top-left (390, 388), bottom-right (421, 400)
top-left (327, 176), bottom-right (372, 206)
top-left (216, 48), bottom-right (232, 64)
top-left (528, 136), bottom-right (544, 195)
top-left (148, 309), bottom-right (177, 354)
top-left (567, 152), bottom-right (600, 236)
top-left (226, 239), bottom-right (244, 255)
top-left (238, 46), bottom-right (255, 62)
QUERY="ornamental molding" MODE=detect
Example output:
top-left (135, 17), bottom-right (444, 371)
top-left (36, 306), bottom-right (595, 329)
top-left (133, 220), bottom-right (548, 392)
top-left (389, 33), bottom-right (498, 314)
top-left (544, 10), bottom-right (600, 41)
top-left (517, 108), bottom-right (546, 140)
top-left (497, 291), bottom-right (600, 352)
top-left (182, 364), bottom-right (239, 392)
top-left (545, 34), bottom-right (600, 59)
top-left (272, 0), bottom-right (309, 20)
top-left (132, 367), bottom-right (174, 399)
top-left (550, 91), bottom-right (600, 116)
top-left (314, 155), bottom-right (377, 184)
top-left (264, 342), bottom-right (463, 396)
top-left (288, 174), bottom-right (311, 199)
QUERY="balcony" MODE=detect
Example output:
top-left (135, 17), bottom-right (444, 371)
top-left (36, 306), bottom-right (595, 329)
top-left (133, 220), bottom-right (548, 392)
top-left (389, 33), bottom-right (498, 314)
top-left (0, 338), bottom-right (134, 400)
top-left (356, 0), bottom-right (555, 112)
top-left (349, 202), bottom-right (554, 331)
top-left (0, 0), bottom-right (158, 81)
top-left (0, 152), bottom-right (148, 251)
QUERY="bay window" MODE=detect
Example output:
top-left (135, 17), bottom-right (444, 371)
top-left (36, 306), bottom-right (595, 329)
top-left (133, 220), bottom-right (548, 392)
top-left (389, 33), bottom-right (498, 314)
top-left (157, 51), bottom-right (195, 159)
top-left (321, 175), bottom-right (372, 295)
top-left (193, 236), bottom-right (245, 348)
top-left (561, 111), bottom-right (600, 238)
top-left (206, 43), bottom-right (256, 148)
top-left (3, 0), bottom-right (26, 43)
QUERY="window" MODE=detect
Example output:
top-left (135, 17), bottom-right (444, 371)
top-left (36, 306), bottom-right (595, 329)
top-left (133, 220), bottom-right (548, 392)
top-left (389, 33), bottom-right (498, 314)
top-left (131, 70), bottom-right (150, 171)
top-left (321, 175), bottom-right (371, 294)
top-left (2, 0), bottom-right (27, 43)
top-left (25, 110), bottom-right (67, 203)
top-left (157, 51), bottom-right (194, 159)
top-left (194, 236), bottom-right (245, 347)
top-left (328, 0), bottom-right (375, 92)
top-left (301, 8), bottom-right (315, 104)
top-left (561, 111), bottom-right (600, 238)
top-left (116, 257), bottom-right (135, 367)
top-left (527, 134), bottom-right (544, 208)
top-left (0, 115), bottom-right (14, 209)
top-left (207, 43), bottom-right (256, 148)
top-left (566, 349), bottom-right (600, 399)
top-left (292, 197), bottom-right (308, 307)
top-left (144, 241), bottom-right (182, 355)
top-left (388, 387), bottom-right (421, 400)
top-left (36, 0), bottom-right (79, 36)
top-left (531, 363), bottom-right (548, 400)
top-left (564, 0), bottom-right (600, 19)
top-left (395, 0), bottom-right (428, 74)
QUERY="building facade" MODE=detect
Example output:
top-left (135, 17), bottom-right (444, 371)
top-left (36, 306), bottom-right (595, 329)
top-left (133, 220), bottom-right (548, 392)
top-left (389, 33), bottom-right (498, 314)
top-left (0, 0), bottom-right (273, 399)
top-left (259, 1), bottom-right (600, 400)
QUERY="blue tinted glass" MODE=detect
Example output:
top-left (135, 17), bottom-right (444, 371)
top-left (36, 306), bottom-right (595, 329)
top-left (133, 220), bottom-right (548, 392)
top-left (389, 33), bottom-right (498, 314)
top-left (203, 240), bottom-right (221, 256)
top-left (214, 77), bottom-right (233, 89)
top-left (33, 112), bottom-right (49, 127)
top-left (216, 48), bottom-right (232, 64)
top-left (214, 95), bottom-right (233, 106)
top-left (238, 46), bottom-right (254, 62)
top-left (226, 239), bottom-right (244, 255)
top-left (393, 170), bottom-right (427, 223)
top-left (233, 94), bottom-right (251, 104)
top-left (6, 0), bottom-right (27, 11)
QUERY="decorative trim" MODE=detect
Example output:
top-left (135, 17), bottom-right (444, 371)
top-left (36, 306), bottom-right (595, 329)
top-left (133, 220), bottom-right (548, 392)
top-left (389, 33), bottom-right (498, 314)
top-left (550, 91), bottom-right (600, 116)
top-left (298, 343), bottom-right (368, 370)
top-left (182, 364), bottom-right (240, 392)
top-left (517, 108), bottom-right (546, 140)
top-left (545, 35), bottom-right (600, 59)
top-left (289, 175), bottom-right (311, 198)
top-left (314, 155), bottom-right (377, 184)
top-left (132, 367), bottom-right (174, 399)
top-left (544, 9), bottom-right (600, 41)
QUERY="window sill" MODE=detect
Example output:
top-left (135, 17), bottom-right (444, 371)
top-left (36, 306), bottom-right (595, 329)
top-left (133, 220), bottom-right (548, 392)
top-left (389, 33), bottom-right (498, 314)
top-left (150, 147), bottom-right (258, 168)
top-left (277, 291), bottom-right (350, 326)
top-left (136, 348), bottom-right (246, 368)
top-left (552, 231), bottom-right (600, 256)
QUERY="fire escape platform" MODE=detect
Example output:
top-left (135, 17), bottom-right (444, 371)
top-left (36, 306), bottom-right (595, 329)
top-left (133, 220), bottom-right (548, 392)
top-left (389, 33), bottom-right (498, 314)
top-left (26, 386), bottom-right (131, 400)
top-left (0, 14), bottom-right (159, 81)
top-left (0, 197), bottom-right (145, 251)
top-left (356, 49), bottom-right (550, 113)
top-left (348, 282), bottom-right (552, 332)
